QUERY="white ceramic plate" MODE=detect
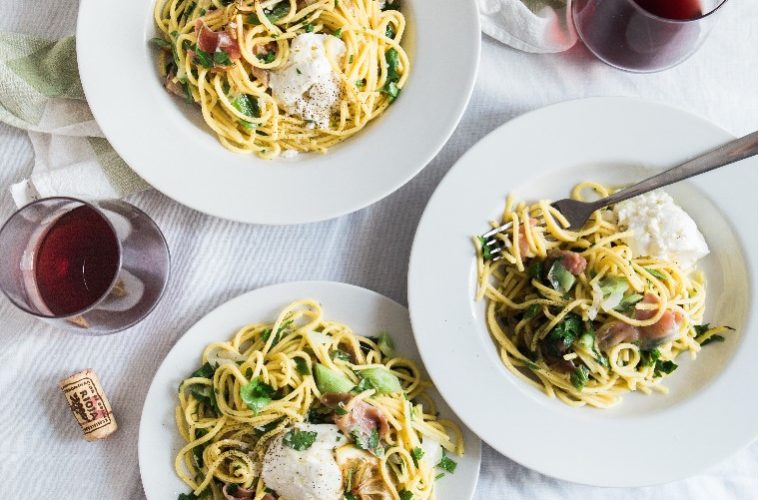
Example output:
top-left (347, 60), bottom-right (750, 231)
top-left (139, 281), bottom-right (481, 499)
top-left (76, 0), bottom-right (479, 225)
top-left (408, 97), bottom-right (757, 487)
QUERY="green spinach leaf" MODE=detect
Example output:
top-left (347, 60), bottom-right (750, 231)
top-left (240, 377), bottom-right (275, 415)
top-left (248, 1), bottom-right (290, 25)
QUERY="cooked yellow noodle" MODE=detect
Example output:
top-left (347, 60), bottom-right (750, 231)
top-left (174, 299), bottom-right (462, 499)
top-left (475, 182), bottom-right (729, 409)
top-left (153, 0), bottom-right (409, 159)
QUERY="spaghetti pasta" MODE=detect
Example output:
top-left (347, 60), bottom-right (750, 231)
top-left (174, 299), bottom-right (463, 499)
top-left (475, 182), bottom-right (732, 409)
top-left (152, 0), bottom-right (409, 159)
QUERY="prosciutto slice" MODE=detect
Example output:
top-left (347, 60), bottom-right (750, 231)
top-left (222, 485), bottom-right (256, 500)
top-left (598, 294), bottom-right (683, 350)
top-left (634, 293), bottom-right (683, 345)
top-left (334, 398), bottom-right (389, 441)
top-left (597, 321), bottom-right (640, 351)
top-left (195, 20), bottom-right (241, 61)
top-left (548, 249), bottom-right (587, 275)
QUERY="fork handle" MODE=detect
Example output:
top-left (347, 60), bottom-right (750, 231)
top-left (595, 131), bottom-right (758, 209)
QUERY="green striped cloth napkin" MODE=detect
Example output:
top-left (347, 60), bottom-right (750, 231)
top-left (0, 33), bottom-right (148, 206)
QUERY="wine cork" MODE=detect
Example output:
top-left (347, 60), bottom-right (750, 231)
top-left (59, 369), bottom-right (118, 441)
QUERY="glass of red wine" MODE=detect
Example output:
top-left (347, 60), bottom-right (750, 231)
top-left (573, 0), bottom-right (728, 72)
top-left (0, 198), bottom-right (170, 334)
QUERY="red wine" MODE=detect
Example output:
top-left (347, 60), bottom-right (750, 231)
top-left (573, 0), bottom-right (706, 72)
top-left (34, 205), bottom-right (120, 316)
top-left (633, 0), bottom-right (703, 20)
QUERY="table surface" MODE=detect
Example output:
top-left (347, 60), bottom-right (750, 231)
top-left (1, 1), bottom-right (756, 498)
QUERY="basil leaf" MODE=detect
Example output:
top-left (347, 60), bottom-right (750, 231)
top-left (527, 260), bottom-right (543, 279)
top-left (570, 364), bottom-right (589, 390)
top-left (547, 313), bottom-right (582, 345)
top-left (653, 360), bottom-right (678, 377)
top-left (381, 48), bottom-right (402, 103)
top-left (232, 94), bottom-right (260, 130)
top-left (411, 446), bottom-right (424, 465)
top-left (437, 455), bottom-right (457, 474)
top-left (257, 51), bottom-right (276, 64)
top-left (150, 37), bottom-right (172, 49)
top-left (523, 303), bottom-right (540, 319)
top-left (294, 357), bottom-right (310, 376)
top-left (385, 48), bottom-right (401, 81)
top-left (382, 81), bottom-right (401, 101)
top-left (213, 50), bottom-right (232, 65)
top-left (272, 319), bottom-right (294, 345)
top-left (189, 385), bottom-right (218, 413)
top-left (194, 46), bottom-right (214, 68)
top-left (186, 363), bottom-right (219, 413)
top-left (192, 362), bottom-right (215, 379)
top-left (283, 428), bottom-right (318, 451)
top-left (181, 81), bottom-right (193, 104)
top-left (640, 348), bottom-right (660, 367)
top-left (261, 328), bottom-right (273, 342)
top-left (351, 427), bottom-right (380, 452)
top-left (248, 1), bottom-right (290, 24)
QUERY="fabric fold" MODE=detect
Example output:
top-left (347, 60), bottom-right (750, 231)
top-left (478, 0), bottom-right (578, 53)
top-left (0, 33), bottom-right (148, 207)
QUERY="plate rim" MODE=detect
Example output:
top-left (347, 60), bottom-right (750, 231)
top-left (76, 0), bottom-right (481, 225)
top-left (407, 96), bottom-right (758, 487)
top-left (138, 280), bottom-right (482, 499)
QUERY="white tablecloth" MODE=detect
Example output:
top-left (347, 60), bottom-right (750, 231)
top-left (1, 0), bottom-right (756, 498)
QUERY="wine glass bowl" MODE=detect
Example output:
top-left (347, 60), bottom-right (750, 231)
top-left (0, 198), bottom-right (170, 334)
top-left (573, 0), bottom-right (729, 73)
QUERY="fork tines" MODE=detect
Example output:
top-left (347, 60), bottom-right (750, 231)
top-left (479, 221), bottom-right (514, 262)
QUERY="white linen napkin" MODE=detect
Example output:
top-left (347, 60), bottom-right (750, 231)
top-left (478, 0), bottom-right (577, 53)
top-left (0, 33), bottom-right (148, 207)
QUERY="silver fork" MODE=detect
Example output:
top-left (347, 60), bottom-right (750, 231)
top-left (480, 131), bottom-right (758, 261)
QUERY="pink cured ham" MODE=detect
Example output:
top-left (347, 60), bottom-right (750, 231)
top-left (598, 294), bottom-right (683, 350)
top-left (597, 321), bottom-right (640, 350)
top-left (195, 20), bottom-right (241, 61)
top-left (222, 485), bottom-right (256, 500)
top-left (634, 293), bottom-right (683, 343)
top-left (334, 398), bottom-right (389, 441)
top-left (548, 249), bottom-right (587, 276)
